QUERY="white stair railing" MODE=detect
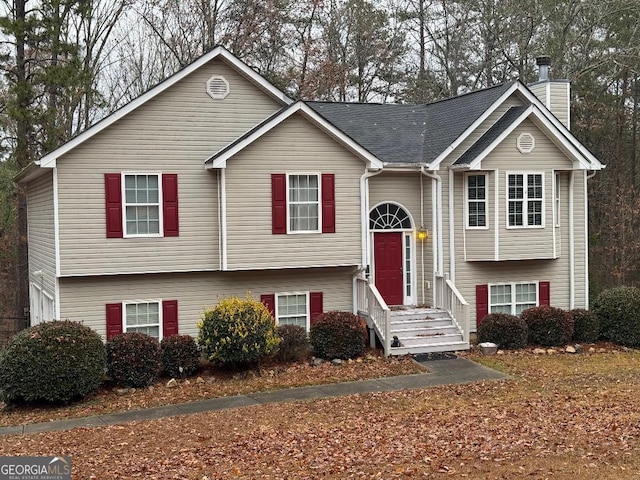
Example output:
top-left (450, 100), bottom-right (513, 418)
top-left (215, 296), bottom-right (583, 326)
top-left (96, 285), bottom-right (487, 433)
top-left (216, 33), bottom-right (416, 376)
top-left (435, 274), bottom-right (470, 347)
top-left (356, 277), bottom-right (391, 355)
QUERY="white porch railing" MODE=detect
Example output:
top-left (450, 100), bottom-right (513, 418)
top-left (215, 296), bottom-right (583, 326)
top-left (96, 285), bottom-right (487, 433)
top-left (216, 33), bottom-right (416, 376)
top-left (356, 277), bottom-right (391, 354)
top-left (435, 274), bottom-right (470, 346)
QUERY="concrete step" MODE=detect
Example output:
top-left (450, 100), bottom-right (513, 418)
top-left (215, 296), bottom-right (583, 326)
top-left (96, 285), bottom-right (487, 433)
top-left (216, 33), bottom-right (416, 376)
top-left (389, 340), bottom-right (469, 356)
top-left (390, 318), bottom-right (454, 329)
top-left (392, 332), bottom-right (463, 347)
top-left (391, 325), bottom-right (460, 336)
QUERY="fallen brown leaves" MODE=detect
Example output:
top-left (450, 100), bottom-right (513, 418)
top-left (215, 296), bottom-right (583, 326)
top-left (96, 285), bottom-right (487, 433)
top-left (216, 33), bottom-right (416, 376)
top-left (2, 348), bottom-right (640, 479)
top-left (0, 351), bottom-right (424, 427)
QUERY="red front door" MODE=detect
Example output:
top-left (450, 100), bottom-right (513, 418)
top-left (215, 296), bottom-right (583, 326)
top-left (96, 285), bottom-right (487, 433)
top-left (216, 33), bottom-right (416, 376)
top-left (374, 232), bottom-right (404, 306)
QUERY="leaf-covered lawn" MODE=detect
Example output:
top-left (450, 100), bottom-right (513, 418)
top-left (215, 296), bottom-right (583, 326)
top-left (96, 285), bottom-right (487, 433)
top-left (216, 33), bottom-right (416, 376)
top-left (0, 352), bottom-right (424, 427)
top-left (2, 348), bottom-right (640, 479)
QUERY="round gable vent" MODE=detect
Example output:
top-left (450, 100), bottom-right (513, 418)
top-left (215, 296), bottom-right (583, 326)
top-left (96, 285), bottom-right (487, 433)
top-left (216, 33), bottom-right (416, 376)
top-left (207, 75), bottom-right (229, 100)
top-left (517, 132), bottom-right (535, 154)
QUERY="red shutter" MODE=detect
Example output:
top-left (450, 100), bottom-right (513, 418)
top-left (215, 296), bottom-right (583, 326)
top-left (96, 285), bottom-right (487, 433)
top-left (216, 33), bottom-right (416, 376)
top-left (539, 281), bottom-right (550, 306)
top-left (106, 303), bottom-right (123, 340)
top-left (271, 174), bottom-right (287, 234)
top-left (476, 284), bottom-right (489, 325)
top-left (310, 292), bottom-right (323, 326)
top-left (162, 174), bottom-right (179, 237)
top-left (261, 294), bottom-right (275, 317)
top-left (321, 174), bottom-right (335, 234)
top-left (105, 174), bottom-right (123, 238)
top-left (162, 300), bottom-right (179, 337)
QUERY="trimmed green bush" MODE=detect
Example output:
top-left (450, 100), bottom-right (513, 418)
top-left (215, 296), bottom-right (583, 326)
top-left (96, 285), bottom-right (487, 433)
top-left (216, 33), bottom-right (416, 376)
top-left (106, 332), bottom-right (161, 387)
top-left (161, 335), bottom-right (200, 378)
top-left (593, 286), bottom-right (640, 347)
top-left (0, 320), bottom-right (106, 405)
top-left (276, 324), bottom-right (310, 362)
top-left (197, 296), bottom-right (280, 367)
top-left (521, 305), bottom-right (574, 346)
top-left (571, 309), bottom-right (600, 343)
top-left (476, 313), bottom-right (528, 350)
top-left (309, 311), bottom-right (367, 360)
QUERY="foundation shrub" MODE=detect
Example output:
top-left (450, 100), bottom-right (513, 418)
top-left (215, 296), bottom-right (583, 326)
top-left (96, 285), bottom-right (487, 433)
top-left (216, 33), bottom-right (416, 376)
top-left (571, 309), bottom-right (600, 343)
top-left (0, 320), bottom-right (106, 405)
top-left (276, 324), bottom-right (309, 362)
top-left (106, 332), bottom-right (161, 387)
top-left (521, 306), bottom-right (574, 346)
top-left (476, 313), bottom-right (528, 350)
top-left (592, 286), bottom-right (640, 347)
top-left (197, 296), bottom-right (280, 367)
top-left (309, 311), bottom-right (367, 360)
top-left (161, 335), bottom-right (200, 378)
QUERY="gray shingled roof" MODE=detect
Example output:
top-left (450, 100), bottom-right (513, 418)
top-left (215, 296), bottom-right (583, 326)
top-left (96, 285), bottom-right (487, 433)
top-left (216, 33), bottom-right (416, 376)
top-left (454, 105), bottom-right (530, 165)
top-left (306, 82), bottom-right (515, 165)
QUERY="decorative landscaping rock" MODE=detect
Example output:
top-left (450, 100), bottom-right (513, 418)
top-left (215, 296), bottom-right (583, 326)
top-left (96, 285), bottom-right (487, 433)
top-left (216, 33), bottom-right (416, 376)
top-left (311, 357), bottom-right (324, 367)
top-left (331, 359), bottom-right (344, 366)
top-left (114, 388), bottom-right (129, 396)
top-left (546, 349), bottom-right (556, 355)
top-left (533, 348), bottom-right (547, 355)
top-left (566, 345), bottom-right (577, 354)
top-left (166, 378), bottom-right (178, 388)
top-left (196, 376), bottom-right (205, 384)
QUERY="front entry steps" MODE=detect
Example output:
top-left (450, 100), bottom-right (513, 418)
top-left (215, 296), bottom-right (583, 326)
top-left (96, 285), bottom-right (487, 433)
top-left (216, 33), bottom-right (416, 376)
top-left (388, 307), bottom-right (468, 355)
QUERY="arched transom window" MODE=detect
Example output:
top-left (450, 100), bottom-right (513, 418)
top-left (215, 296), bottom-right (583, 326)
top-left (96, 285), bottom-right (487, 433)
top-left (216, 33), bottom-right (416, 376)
top-left (369, 203), bottom-right (412, 230)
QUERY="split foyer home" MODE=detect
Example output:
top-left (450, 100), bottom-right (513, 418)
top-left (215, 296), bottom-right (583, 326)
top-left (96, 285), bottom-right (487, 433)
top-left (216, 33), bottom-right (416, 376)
top-left (17, 48), bottom-right (604, 355)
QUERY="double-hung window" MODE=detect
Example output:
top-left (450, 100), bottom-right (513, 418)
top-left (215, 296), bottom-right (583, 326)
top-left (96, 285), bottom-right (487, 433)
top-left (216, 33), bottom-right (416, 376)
top-left (124, 301), bottom-right (161, 339)
top-left (507, 173), bottom-right (543, 227)
top-left (276, 293), bottom-right (309, 330)
top-left (288, 174), bottom-right (319, 232)
top-left (466, 174), bottom-right (487, 228)
top-left (490, 283), bottom-right (537, 315)
top-left (124, 174), bottom-right (161, 236)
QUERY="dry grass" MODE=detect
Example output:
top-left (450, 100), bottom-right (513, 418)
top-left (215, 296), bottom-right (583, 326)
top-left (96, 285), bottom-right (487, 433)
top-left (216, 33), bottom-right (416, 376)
top-left (2, 347), bottom-right (640, 479)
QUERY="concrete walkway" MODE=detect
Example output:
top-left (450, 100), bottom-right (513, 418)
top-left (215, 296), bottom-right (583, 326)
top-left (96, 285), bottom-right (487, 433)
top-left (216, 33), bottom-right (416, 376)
top-left (0, 357), bottom-right (508, 436)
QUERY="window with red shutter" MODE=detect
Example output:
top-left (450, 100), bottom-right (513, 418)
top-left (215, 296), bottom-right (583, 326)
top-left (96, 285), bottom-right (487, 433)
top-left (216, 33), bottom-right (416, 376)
top-left (310, 292), bottom-right (324, 326)
top-left (105, 174), bottom-right (123, 238)
top-left (321, 174), bottom-right (335, 233)
top-left (271, 174), bottom-right (287, 234)
top-left (162, 300), bottom-right (179, 337)
top-left (106, 303), bottom-right (123, 339)
top-left (476, 284), bottom-right (489, 325)
top-left (162, 174), bottom-right (179, 237)
top-left (261, 294), bottom-right (276, 317)
top-left (539, 281), bottom-right (550, 306)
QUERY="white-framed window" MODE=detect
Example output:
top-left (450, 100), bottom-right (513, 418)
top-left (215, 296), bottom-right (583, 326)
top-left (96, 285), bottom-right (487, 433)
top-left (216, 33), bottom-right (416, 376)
top-left (288, 174), bottom-right (320, 233)
top-left (490, 283), bottom-right (538, 315)
top-left (466, 173), bottom-right (488, 228)
top-left (404, 234), bottom-right (412, 298)
top-left (276, 293), bottom-right (309, 330)
top-left (123, 173), bottom-right (162, 237)
top-left (124, 300), bottom-right (161, 339)
top-left (507, 172), bottom-right (543, 228)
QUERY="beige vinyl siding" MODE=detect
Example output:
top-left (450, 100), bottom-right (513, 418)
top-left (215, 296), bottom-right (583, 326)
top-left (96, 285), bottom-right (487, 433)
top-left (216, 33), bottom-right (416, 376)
top-left (481, 120), bottom-right (573, 260)
top-left (455, 171), bottom-right (496, 261)
top-left (527, 81), bottom-right (570, 128)
top-left (56, 58), bottom-right (282, 276)
top-left (26, 171), bottom-right (56, 295)
top-left (58, 267), bottom-right (354, 339)
top-left (368, 172), bottom-right (433, 305)
top-left (224, 114), bottom-right (363, 270)
top-left (573, 170), bottom-right (587, 307)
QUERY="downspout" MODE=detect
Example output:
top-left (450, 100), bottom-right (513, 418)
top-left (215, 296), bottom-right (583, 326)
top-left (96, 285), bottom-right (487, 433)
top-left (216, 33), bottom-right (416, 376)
top-left (217, 170), bottom-right (222, 270)
top-left (360, 169), bottom-right (383, 270)
top-left (569, 170), bottom-right (575, 309)
top-left (220, 169), bottom-right (228, 270)
top-left (420, 166), bottom-right (443, 305)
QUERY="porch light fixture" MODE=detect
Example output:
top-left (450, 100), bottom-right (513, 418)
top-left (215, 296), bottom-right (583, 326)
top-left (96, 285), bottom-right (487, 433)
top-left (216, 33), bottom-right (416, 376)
top-left (417, 228), bottom-right (429, 241)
